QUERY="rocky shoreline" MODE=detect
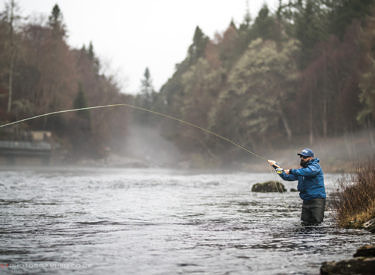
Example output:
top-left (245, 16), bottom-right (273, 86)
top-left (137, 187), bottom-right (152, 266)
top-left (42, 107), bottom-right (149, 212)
top-left (321, 245), bottom-right (375, 274)
top-left (320, 219), bottom-right (375, 274)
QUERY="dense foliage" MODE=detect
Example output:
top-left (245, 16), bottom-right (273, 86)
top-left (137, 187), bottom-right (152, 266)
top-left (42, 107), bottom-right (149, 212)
top-left (1, 0), bottom-right (375, 164)
top-left (0, 2), bottom-right (130, 159)
top-left (141, 0), bottom-right (375, 165)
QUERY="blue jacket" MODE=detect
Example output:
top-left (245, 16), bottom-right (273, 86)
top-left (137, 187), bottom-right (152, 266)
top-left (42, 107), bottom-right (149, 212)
top-left (278, 158), bottom-right (326, 201)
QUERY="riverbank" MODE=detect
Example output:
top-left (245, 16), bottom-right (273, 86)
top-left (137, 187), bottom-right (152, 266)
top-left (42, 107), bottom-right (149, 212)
top-left (332, 160), bottom-right (375, 230)
top-left (319, 160), bottom-right (375, 274)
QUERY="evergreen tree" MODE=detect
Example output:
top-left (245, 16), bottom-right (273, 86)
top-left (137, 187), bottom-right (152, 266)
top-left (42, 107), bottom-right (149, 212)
top-left (188, 26), bottom-right (208, 64)
top-left (70, 83), bottom-right (92, 157)
top-left (134, 67), bottom-right (155, 123)
top-left (158, 27), bottom-right (208, 118)
top-left (48, 4), bottom-right (65, 37)
top-left (140, 67), bottom-right (154, 96)
top-left (328, 0), bottom-right (375, 38)
top-left (294, 0), bottom-right (329, 69)
top-left (73, 83), bottom-right (90, 120)
top-left (237, 5), bottom-right (252, 53)
top-left (86, 41), bottom-right (100, 72)
top-left (88, 41), bottom-right (94, 60)
top-left (251, 4), bottom-right (277, 41)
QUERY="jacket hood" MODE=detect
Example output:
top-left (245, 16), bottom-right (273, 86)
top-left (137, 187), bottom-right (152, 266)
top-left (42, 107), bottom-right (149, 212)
top-left (309, 158), bottom-right (320, 165)
top-left (313, 158), bottom-right (319, 163)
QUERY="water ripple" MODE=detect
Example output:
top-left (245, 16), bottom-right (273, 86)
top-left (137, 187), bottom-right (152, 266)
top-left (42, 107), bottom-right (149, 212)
top-left (0, 168), bottom-right (374, 274)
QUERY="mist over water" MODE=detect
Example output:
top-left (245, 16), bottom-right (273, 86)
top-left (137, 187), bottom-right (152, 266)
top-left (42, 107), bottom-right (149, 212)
top-left (263, 129), bottom-right (375, 172)
top-left (1, 168), bottom-right (374, 274)
top-left (122, 124), bottom-right (182, 167)
top-left (118, 123), bottom-right (375, 172)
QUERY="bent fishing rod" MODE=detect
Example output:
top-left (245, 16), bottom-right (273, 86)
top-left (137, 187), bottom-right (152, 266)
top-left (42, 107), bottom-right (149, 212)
top-left (0, 102), bottom-right (287, 171)
top-left (0, 103), bottom-right (290, 197)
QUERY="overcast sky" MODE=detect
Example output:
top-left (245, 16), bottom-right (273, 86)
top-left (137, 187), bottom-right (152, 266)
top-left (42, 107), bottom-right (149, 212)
top-left (4, 0), bottom-right (278, 94)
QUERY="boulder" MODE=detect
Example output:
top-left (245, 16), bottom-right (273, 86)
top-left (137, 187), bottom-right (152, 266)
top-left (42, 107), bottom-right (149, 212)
top-left (320, 257), bottom-right (375, 275)
top-left (363, 218), bottom-right (375, 233)
top-left (251, 181), bottom-right (286, 193)
top-left (290, 188), bottom-right (298, 192)
top-left (354, 245), bottom-right (375, 258)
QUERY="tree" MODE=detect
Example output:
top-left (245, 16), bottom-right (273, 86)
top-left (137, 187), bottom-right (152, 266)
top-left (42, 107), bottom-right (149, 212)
top-left (2, 0), bottom-right (21, 113)
top-left (294, 0), bottom-right (329, 69)
top-left (358, 7), bottom-right (375, 125)
top-left (252, 4), bottom-right (278, 41)
top-left (86, 41), bottom-right (100, 73)
top-left (140, 67), bottom-right (154, 96)
top-left (204, 40), bottom-right (221, 69)
top-left (0, 2), bottom-right (130, 160)
top-left (217, 22), bottom-right (239, 69)
top-left (133, 67), bottom-right (156, 123)
top-left (188, 26), bottom-right (208, 64)
top-left (73, 83), bottom-right (90, 120)
top-left (158, 27), bottom-right (209, 118)
top-left (48, 4), bottom-right (66, 38)
top-left (209, 38), bottom-right (300, 152)
top-left (328, 0), bottom-right (375, 38)
top-left (237, 5), bottom-right (253, 55)
top-left (138, 67), bottom-right (155, 108)
top-left (179, 58), bottom-right (225, 154)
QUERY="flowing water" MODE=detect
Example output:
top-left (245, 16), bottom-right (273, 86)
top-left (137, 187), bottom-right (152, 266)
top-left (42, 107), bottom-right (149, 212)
top-left (0, 168), bottom-right (374, 274)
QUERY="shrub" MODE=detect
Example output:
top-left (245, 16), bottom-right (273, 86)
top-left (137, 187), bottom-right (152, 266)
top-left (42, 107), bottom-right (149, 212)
top-left (332, 159), bottom-right (375, 227)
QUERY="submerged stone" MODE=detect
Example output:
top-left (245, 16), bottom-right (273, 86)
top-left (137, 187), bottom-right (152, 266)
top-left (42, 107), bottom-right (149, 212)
top-left (251, 181), bottom-right (286, 193)
top-left (354, 245), bottom-right (375, 258)
top-left (320, 257), bottom-right (375, 275)
top-left (321, 245), bottom-right (375, 274)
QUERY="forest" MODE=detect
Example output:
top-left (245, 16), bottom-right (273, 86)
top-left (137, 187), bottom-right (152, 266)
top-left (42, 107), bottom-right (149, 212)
top-left (1, 0), bottom-right (375, 166)
top-left (0, 2), bottom-right (131, 159)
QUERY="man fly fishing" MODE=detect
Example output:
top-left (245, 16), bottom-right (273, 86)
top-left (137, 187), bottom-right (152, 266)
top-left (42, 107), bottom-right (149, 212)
top-left (268, 148), bottom-right (326, 225)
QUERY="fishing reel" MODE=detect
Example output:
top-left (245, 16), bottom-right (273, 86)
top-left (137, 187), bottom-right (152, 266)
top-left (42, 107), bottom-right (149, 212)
top-left (267, 160), bottom-right (284, 174)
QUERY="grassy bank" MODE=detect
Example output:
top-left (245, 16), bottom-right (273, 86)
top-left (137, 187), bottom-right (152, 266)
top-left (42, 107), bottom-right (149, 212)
top-left (333, 160), bottom-right (375, 228)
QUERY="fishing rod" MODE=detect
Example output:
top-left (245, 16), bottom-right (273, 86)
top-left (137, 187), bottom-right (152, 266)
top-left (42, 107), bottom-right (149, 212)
top-left (267, 160), bottom-right (286, 174)
top-left (0, 103), bottom-right (268, 161)
top-left (0, 103), bottom-right (288, 200)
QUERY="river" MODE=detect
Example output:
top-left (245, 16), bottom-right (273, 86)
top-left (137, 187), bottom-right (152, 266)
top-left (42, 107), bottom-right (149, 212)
top-left (1, 168), bottom-right (374, 274)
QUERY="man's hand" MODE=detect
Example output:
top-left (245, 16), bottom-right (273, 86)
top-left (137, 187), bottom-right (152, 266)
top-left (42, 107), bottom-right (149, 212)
top-left (267, 160), bottom-right (280, 168)
top-left (284, 169), bottom-right (290, 174)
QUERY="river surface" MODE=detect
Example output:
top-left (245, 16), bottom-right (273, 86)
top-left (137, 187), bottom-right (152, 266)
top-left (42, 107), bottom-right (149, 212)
top-left (1, 168), bottom-right (374, 274)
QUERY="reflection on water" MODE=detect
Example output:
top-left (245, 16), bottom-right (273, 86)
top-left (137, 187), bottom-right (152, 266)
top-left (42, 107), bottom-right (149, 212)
top-left (0, 168), bottom-right (374, 274)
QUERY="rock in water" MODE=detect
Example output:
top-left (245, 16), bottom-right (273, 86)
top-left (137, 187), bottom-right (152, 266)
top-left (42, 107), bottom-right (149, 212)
top-left (321, 245), bottom-right (375, 274)
top-left (251, 181), bottom-right (286, 193)
top-left (320, 257), bottom-right (375, 275)
top-left (354, 245), bottom-right (375, 258)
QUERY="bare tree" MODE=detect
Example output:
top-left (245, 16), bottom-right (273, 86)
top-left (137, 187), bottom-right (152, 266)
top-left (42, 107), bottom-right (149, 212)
top-left (5, 0), bottom-right (20, 113)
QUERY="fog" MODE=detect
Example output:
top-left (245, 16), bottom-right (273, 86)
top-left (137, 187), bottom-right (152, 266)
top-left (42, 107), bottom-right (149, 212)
top-left (115, 123), bottom-right (183, 168)
top-left (108, 122), bottom-right (375, 172)
top-left (258, 129), bottom-right (375, 173)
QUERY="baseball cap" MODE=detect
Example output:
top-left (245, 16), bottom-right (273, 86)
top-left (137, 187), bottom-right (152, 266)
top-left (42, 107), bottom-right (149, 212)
top-left (297, 148), bottom-right (314, 157)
